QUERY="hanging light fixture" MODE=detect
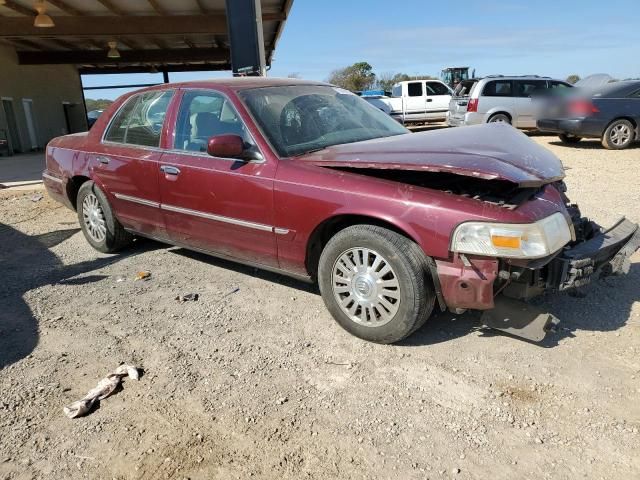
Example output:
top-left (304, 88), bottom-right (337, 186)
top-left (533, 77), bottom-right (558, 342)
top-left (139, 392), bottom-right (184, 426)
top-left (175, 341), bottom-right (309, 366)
top-left (107, 41), bottom-right (120, 59)
top-left (34, 1), bottom-right (55, 28)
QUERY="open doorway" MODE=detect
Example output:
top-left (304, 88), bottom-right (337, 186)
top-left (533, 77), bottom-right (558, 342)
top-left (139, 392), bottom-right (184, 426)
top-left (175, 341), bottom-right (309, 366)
top-left (1, 98), bottom-right (21, 154)
top-left (62, 102), bottom-right (86, 134)
top-left (22, 99), bottom-right (38, 150)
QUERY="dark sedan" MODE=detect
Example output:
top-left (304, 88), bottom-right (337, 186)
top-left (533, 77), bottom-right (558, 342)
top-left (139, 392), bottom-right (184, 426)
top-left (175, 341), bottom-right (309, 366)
top-left (537, 80), bottom-right (640, 149)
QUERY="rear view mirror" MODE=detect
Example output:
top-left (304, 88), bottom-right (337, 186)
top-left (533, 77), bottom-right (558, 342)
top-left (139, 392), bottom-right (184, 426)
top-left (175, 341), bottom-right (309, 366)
top-left (207, 134), bottom-right (245, 159)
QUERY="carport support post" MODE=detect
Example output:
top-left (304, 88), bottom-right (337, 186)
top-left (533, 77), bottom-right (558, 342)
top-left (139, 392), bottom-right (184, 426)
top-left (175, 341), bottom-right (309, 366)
top-left (162, 70), bottom-right (169, 84)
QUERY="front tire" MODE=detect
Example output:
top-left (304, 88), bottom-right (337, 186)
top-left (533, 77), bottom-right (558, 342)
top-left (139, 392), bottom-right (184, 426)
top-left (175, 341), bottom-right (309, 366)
top-left (77, 181), bottom-right (133, 253)
top-left (318, 225), bottom-right (435, 344)
top-left (559, 133), bottom-right (582, 144)
top-left (601, 119), bottom-right (635, 149)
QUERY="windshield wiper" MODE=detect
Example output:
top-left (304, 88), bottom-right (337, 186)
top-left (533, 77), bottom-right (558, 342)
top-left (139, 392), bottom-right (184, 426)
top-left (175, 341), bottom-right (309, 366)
top-left (291, 146), bottom-right (329, 157)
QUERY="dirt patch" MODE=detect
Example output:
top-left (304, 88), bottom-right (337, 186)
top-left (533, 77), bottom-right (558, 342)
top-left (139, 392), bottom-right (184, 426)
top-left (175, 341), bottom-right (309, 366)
top-left (1, 136), bottom-right (639, 479)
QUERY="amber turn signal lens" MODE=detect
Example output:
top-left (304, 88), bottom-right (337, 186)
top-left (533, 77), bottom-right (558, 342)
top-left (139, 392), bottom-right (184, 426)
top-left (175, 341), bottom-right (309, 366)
top-left (491, 235), bottom-right (521, 249)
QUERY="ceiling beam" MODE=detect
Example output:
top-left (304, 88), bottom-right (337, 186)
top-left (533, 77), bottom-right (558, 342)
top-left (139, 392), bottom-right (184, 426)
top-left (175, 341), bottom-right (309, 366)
top-left (46, 0), bottom-right (83, 16)
top-left (151, 36), bottom-right (168, 49)
top-left (0, 15), bottom-right (232, 37)
top-left (194, 0), bottom-right (207, 14)
top-left (95, 0), bottom-right (126, 16)
top-left (147, 0), bottom-right (167, 15)
top-left (79, 62), bottom-right (231, 75)
top-left (267, 0), bottom-right (293, 64)
top-left (2, 0), bottom-right (35, 16)
top-left (49, 38), bottom-right (78, 50)
top-left (17, 47), bottom-right (230, 65)
top-left (6, 38), bottom-right (42, 50)
top-left (117, 38), bottom-right (138, 50)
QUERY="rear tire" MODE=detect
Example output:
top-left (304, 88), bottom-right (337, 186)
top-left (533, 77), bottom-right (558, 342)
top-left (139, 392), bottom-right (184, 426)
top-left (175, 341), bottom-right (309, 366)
top-left (77, 181), bottom-right (133, 253)
top-left (488, 113), bottom-right (511, 124)
top-left (559, 133), bottom-right (582, 144)
top-left (601, 119), bottom-right (635, 150)
top-left (318, 225), bottom-right (435, 344)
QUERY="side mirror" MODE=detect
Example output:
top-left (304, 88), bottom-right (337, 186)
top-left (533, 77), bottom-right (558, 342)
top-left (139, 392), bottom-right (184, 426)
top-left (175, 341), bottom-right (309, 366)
top-left (207, 134), bottom-right (245, 159)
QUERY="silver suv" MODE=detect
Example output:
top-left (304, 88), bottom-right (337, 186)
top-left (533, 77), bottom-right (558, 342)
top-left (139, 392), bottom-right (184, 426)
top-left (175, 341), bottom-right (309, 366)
top-left (447, 75), bottom-right (572, 129)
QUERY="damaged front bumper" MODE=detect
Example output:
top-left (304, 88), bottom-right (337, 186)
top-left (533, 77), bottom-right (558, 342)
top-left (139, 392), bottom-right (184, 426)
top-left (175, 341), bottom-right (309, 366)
top-left (434, 217), bottom-right (640, 341)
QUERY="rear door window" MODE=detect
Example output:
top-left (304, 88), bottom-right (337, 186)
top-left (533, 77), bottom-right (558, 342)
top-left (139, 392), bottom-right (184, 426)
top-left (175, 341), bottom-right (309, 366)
top-left (426, 82), bottom-right (450, 95)
top-left (514, 80), bottom-right (547, 97)
top-left (104, 90), bottom-right (174, 147)
top-left (628, 88), bottom-right (640, 98)
top-left (407, 82), bottom-right (423, 97)
top-left (482, 80), bottom-right (513, 97)
top-left (548, 81), bottom-right (571, 90)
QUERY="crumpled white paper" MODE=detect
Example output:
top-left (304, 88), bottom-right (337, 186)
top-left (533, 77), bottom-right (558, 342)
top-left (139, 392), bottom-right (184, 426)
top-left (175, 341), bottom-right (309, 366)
top-left (63, 364), bottom-right (140, 419)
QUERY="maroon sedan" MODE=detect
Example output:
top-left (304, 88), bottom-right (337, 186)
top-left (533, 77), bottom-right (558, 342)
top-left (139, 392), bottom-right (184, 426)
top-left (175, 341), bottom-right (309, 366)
top-left (43, 79), bottom-right (639, 343)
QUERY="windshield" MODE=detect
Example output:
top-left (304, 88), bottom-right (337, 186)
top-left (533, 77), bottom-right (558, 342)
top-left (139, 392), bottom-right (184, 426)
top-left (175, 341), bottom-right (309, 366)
top-left (238, 85), bottom-right (409, 157)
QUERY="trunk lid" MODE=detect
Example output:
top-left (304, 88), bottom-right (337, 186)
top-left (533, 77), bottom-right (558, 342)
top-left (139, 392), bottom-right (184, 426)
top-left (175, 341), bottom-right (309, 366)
top-left (295, 123), bottom-right (565, 188)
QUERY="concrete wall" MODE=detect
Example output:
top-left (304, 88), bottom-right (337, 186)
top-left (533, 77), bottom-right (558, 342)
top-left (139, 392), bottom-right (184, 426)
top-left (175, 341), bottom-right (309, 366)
top-left (0, 45), bottom-right (87, 154)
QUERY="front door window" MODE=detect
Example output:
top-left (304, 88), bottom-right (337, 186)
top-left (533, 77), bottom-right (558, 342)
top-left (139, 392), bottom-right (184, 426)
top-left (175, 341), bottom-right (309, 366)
top-left (173, 91), bottom-right (254, 153)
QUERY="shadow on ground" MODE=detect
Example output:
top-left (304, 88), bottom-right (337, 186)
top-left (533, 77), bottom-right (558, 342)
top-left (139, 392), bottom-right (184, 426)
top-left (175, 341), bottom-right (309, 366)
top-left (170, 247), bottom-right (318, 294)
top-left (174, 245), bottom-right (638, 349)
top-left (0, 224), bottom-right (154, 370)
top-left (401, 263), bottom-right (639, 347)
top-left (548, 140), bottom-right (639, 150)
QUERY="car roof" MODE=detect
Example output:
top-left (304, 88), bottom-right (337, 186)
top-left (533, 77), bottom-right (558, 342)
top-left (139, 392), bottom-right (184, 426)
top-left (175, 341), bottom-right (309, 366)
top-left (477, 75), bottom-right (560, 81)
top-left (146, 77), bottom-right (331, 93)
top-left (592, 80), bottom-right (640, 97)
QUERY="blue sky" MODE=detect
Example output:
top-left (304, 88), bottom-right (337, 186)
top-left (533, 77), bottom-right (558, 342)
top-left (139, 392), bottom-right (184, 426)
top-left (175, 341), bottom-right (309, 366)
top-left (82, 0), bottom-right (639, 100)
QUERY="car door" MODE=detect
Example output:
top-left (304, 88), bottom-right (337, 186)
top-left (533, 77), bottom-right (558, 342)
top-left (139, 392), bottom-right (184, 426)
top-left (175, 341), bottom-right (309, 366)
top-left (90, 89), bottom-right (174, 239)
top-left (404, 81), bottom-right (427, 121)
top-left (513, 79), bottom-right (546, 128)
top-left (479, 80), bottom-right (515, 121)
top-left (158, 88), bottom-right (278, 267)
top-left (425, 81), bottom-right (452, 119)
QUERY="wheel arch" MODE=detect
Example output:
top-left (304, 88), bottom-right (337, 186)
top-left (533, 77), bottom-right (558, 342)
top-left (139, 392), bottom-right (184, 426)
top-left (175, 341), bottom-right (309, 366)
top-left (486, 110), bottom-right (512, 123)
top-left (305, 213), bottom-right (422, 280)
top-left (66, 175), bottom-right (91, 210)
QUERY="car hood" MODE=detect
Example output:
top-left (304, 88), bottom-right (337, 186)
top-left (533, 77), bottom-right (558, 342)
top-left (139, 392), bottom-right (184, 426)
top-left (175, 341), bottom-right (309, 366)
top-left (295, 123), bottom-right (565, 187)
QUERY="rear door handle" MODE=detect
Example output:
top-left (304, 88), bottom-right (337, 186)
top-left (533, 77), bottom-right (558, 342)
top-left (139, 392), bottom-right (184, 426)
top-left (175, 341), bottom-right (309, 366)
top-left (96, 155), bottom-right (110, 164)
top-left (426, 98), bottom-right (433, 102)
top-left (160, 165), bottom-right (181, 175)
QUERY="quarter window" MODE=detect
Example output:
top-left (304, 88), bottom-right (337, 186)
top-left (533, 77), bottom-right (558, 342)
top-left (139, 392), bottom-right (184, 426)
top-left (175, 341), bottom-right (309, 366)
top-left (514, 80), bottom-right (546, 97)
top-left (174, 90), bottom-right (253, 153)
top-left (482, 80), bottom-right (512, 97)
top-left (407, 82), bottom-right (423, 97)
top-left (104, 90), bottom-right (173, 147)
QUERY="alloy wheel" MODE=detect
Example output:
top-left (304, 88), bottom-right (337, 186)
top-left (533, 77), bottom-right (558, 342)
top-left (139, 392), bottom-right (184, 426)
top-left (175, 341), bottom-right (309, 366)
top-left (331, 247), bottom-right (401, 327)
top-left (609, 123), bottom-right (631, 146)
top-left (82, 193), bottom-right (107, 242)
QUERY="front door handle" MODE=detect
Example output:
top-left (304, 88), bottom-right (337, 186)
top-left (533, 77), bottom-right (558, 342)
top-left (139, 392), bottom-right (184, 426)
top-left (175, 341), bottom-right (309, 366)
top-left (96, 155), bottom-right (110, 164)
top-left (160, 165), bottom-right (181, 175)
top-left (426, 98), bottom-right (433, 102)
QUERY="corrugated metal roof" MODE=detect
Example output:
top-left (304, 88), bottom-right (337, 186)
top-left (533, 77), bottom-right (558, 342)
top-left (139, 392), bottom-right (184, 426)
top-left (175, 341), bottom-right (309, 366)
top-left (0, 0), bottom-right (292, 73)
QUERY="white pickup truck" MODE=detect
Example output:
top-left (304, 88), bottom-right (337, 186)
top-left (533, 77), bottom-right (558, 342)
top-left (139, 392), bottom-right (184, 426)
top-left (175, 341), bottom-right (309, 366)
top-left (363, 80), bottom-right (454, 124)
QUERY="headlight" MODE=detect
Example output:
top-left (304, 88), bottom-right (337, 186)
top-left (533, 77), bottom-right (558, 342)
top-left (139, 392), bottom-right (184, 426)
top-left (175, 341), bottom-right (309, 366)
top-left (451, 212), bottom-right (571, 259)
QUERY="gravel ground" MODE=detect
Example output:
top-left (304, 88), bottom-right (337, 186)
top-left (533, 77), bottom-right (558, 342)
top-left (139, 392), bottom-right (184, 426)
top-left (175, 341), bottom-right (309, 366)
top-left (1, 135), bottom-right (639, 480)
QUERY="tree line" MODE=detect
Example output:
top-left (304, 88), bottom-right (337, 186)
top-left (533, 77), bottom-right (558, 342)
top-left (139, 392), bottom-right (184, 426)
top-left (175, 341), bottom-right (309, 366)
top-left (326, 62), bottom-right (438, 92)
